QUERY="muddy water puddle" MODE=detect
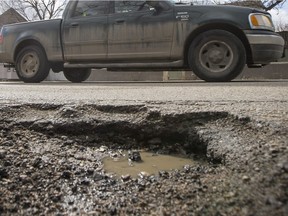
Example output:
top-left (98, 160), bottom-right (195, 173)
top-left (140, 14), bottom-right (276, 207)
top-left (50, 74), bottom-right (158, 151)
top-left (103, 151), bottom-right (197, 177)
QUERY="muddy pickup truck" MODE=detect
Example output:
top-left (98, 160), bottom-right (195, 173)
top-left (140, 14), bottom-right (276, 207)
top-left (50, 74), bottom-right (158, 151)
top-left (0, 0), bottom-right (285, 83)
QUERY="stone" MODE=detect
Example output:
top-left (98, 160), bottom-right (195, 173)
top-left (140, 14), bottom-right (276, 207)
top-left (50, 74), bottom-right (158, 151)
top-left (98, 146), bottom-right (108, 153)
top-left (139, 171), bottom-right (150, 178)
top-left (121, 174), bottom-right (131, 182)
top-left (0, 167), bottom-right (9, 178)
top-left (242, 175), bottom-right (250, 182)
top-left (283, 162), bottom-right (288, 172)
top-left (61, 171), bottom-right (72, 179)
top-left (0, 150), bottom-right (7, 159)
top-left (128, 150), bottom-right (142, 162)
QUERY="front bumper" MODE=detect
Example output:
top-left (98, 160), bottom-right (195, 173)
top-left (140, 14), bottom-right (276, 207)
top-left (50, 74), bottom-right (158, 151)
top-left (245, 31), bottom-right (285, 64)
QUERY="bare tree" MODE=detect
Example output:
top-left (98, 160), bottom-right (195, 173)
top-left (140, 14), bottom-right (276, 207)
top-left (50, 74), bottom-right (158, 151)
top-left (274, 18), bottom-right (288, 31)
top-left (264, 0), bottom-right (287, 10)
top-left (1, 0), bottom-right (68, 21)
top-left (187, 0), bottom-right (287, 9)
top-left (226, 0), bottom-right (287, 11)
top-left (188, 0), bottom-right (223, 4)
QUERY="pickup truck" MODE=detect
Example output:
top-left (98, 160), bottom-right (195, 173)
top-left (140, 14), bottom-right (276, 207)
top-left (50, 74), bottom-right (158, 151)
top-left (0, 0), bottom-right (285, 83)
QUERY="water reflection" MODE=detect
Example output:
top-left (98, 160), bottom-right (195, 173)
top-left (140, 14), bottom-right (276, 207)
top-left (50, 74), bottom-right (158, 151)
top-left (103, 151), bottom-right (196, 177)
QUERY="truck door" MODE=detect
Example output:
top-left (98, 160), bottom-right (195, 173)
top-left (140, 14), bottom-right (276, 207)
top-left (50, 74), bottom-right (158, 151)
top-left (62, 0), bottom-right (108, 62)
top-left (107, 1), bottom-right (174, 61)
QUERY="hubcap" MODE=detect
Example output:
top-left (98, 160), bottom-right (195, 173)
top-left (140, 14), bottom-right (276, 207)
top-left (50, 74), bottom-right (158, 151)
top-left (199, 40), bottom-right (233, 73)
top-left (20, 52), bottom-right (40, 77)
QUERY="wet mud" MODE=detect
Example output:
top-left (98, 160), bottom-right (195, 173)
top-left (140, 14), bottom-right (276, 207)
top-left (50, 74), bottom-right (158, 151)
top-left (0, 104), bottom-right (287, 215)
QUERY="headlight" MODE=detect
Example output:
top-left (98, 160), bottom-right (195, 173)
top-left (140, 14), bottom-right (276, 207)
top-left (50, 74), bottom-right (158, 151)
top-left (249, 13), bottom-right (274, 31)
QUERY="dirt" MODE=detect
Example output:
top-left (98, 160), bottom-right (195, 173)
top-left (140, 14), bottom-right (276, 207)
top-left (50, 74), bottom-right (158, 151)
top-left (0, 103), bottom-right (287, 215)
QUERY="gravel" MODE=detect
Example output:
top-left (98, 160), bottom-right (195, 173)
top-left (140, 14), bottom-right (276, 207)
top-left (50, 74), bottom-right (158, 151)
top-left (0, 102), bottom-right (287, 215)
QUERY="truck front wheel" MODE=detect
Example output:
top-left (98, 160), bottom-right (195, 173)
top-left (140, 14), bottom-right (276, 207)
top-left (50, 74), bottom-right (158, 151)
top-left (15, 45), bottom-right (50, 83)
top-left (63, 68), bottom-right (91, 83)
top-left (188, 30), bottom-right (246, 82)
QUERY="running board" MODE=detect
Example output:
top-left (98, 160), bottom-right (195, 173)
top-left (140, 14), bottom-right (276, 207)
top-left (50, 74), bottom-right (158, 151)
top-left (64, 60), bottom-right (183, 69)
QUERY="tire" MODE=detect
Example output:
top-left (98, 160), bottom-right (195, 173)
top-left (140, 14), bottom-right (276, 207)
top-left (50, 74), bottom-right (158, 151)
top-left (15, 45), bottom-right (50, 83)
top-left (188, 30), bottom-right (246, 82)
top-left (63, 68), bottom-right (91, 83)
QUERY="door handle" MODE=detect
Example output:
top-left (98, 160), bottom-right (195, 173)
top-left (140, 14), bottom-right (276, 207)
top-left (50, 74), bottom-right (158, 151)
top-left (115, 19), bottom-right (125, 24)
top-left (70, 22), bottom-right (79, 27)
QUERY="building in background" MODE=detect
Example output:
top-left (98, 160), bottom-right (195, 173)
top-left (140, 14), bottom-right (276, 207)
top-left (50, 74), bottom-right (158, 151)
top-left (0, 8), bottom-right (26, 80)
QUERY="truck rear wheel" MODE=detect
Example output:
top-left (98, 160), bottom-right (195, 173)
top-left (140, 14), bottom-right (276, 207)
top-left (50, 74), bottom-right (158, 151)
top-left (63, 69), bottom-right (91, 83)
top-left (188, 30), bottom-right (246, 82)
top-left (15, 45), bottom-right (50, 83)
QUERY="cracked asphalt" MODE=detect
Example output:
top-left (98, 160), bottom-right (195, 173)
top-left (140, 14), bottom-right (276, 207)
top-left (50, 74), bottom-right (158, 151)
top-left (0, 80), bottom-right (287, 215)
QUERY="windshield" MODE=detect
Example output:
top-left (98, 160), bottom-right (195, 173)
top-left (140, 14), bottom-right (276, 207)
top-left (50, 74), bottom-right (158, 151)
top-left (169, 0), bottom-right (196, 5)
top-left (169, 0), bottom-right (188, 3)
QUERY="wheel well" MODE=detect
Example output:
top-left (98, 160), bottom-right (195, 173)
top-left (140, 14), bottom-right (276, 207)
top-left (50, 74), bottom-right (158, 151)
top-left (14, 39), bottom-right (47, 62)
top-left (184, 23), bottom-right (252, 66)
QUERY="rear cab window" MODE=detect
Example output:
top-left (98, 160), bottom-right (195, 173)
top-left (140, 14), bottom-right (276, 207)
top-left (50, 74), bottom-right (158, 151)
top-left (72, 1), bottom-right (108, 18)
top-left (114, 1), bottom-right (155, 14)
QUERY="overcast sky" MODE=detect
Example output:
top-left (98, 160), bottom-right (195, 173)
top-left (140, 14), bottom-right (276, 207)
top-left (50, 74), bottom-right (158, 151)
top-left (269, 2), bottom-right (288, 27)
top-left (180, 0), bottom-right (288, 27)
top-left (212, 0), bottom-right (287, 26)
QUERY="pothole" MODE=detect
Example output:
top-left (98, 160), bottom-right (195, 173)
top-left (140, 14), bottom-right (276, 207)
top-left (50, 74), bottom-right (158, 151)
top-left (1, 104), bottom-right (286, 215)
top-left (1, 105), bottom-right (228, 177)
top-left (103, 151), bottom-right (199, 178)
top-left (42, 110), bottom-right (216, 178)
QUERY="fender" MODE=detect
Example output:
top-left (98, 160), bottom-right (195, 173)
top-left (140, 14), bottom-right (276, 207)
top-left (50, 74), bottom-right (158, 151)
top-left (10, 19), bottom-right (63, 62)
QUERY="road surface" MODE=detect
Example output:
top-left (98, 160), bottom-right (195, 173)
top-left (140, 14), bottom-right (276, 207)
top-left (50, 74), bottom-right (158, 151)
top-left (0, 80), bottom-right (287, 215)
top-left (0, 80), bottom-right (287, 105)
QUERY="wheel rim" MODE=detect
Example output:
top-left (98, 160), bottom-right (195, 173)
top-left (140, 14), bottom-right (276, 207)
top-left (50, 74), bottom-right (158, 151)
top-left (199, 40), bottom-right (234, 73)
top-left (20, 52), bottom-right (40, 78)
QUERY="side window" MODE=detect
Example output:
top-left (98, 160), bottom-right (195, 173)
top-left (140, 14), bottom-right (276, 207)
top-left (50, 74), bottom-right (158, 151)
top-left (115, 1), bottom-right (154, 13)
top-left (73, 1), bottom-right (107, 17)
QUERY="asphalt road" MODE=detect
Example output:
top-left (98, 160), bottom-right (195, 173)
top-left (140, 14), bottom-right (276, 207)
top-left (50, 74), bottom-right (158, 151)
top-left (0, 80), bottom-right (287, 105)
top-left (0, 81), bottom-right (288, 215)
